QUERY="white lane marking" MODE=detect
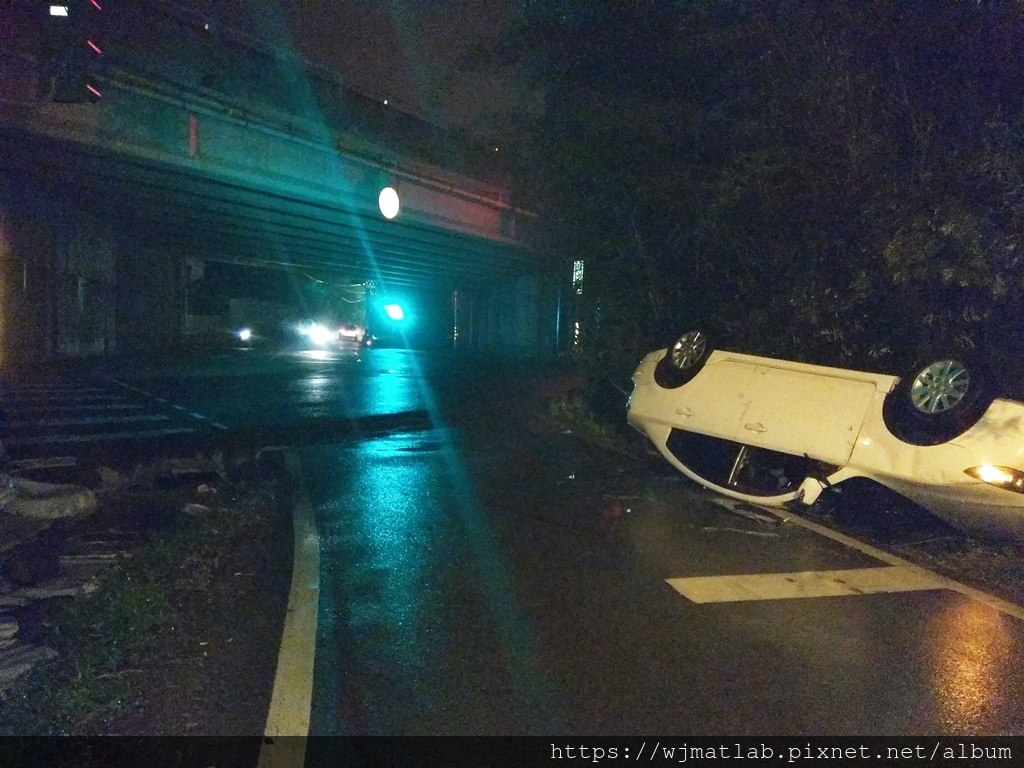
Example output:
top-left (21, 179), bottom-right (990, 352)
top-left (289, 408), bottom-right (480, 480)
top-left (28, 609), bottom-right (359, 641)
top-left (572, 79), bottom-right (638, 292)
top-left (668, 566), bottom-right (944, 604)
top-left (1, 393), bottom-right (127, 402)
top-left (107, 379), bottom-right (147, 395)
top-left (189, 412), bottom-right (207, 420)
top-left (172, 405), bottom-right (188, 412)
top-left (212, 422), bottom-right (229, 430)
top-left (1, 386), bottom-right (107, 394)
top-left (6, 427), bottom-right (195, 445)
top-left (752, 503), bottom-right (1024, 622)
top-left (259, 449), bottom-right (319, 767)
top-left (6, 414), bottom-right (170, 428)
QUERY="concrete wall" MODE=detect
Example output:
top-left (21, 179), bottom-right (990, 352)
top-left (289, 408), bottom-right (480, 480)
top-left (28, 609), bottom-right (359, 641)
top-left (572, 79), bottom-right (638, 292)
top-left (115, 235), bottom-right (184, 357)
top-left (1, 67), bottom-right (517, 248)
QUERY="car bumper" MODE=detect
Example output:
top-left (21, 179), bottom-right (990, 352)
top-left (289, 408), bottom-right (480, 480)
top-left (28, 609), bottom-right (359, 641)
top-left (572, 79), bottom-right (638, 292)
top-left (880, 477), bottom-right (1024, 538)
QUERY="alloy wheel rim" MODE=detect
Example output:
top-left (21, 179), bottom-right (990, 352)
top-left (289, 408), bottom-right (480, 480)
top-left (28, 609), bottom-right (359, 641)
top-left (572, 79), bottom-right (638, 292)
top-left (670, 332), bottom-right (706, 370)
top-left (910, 360), bottom-right (970, 414)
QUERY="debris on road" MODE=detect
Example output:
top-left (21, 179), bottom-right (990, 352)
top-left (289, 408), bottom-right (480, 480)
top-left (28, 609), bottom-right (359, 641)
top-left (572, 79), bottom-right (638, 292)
top-left (0, 618), bottom-right (16, 646)
top-left (702, 526), bottom-right (781, 538)
top-left (0, 645), bottom-right (57, 689)
top-left (160, 454), bottom-right (225, 484)
top-left (707, 497), bottom-right (785, 526)
top-left (96, 467), bottom-right (124, 491)
top-left (0, 447), bottom-right (290, 734)
top-left (1, 479), bottom-right (96, 520)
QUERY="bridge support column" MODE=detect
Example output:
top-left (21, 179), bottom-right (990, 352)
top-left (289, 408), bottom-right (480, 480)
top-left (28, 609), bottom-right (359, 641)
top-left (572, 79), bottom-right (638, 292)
top-left (464, 273), bottom-right (560, 358)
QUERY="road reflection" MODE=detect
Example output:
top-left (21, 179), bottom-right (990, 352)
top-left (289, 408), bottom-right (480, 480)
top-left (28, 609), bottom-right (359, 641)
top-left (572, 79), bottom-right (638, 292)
top-left (351, 434), bottom-right (432, 705)
top-left (304, 344), bottom-right (553, 732)
top-left (362, 350), bottom-right (422, 416)
top-left (929, 597), bottom-right (1013, 732)
top-left (341, 426), bottom-right (551, 732)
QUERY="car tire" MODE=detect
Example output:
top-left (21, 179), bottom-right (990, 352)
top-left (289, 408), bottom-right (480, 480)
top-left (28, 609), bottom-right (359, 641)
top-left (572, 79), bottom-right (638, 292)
top-left (654, 330), bottom-right (712, 388)
top-left (882, 357), bottom-right (994, 446)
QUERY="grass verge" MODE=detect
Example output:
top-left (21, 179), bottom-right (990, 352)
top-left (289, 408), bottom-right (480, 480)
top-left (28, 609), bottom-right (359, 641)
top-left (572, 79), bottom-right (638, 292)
top-left (544, 390), bottom-right (637, 454)
top-left (0, 464), bottom-right (288, 736)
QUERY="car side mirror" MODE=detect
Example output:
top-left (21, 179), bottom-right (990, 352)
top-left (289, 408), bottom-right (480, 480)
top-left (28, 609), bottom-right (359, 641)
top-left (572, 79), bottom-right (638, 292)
top-left (797, 477), bottom-right (826, 506)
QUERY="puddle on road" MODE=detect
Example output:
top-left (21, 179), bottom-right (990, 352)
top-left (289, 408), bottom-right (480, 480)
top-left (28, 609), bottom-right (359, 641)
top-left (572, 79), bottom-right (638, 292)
top-left (396, 441), bottom-right (442, 453)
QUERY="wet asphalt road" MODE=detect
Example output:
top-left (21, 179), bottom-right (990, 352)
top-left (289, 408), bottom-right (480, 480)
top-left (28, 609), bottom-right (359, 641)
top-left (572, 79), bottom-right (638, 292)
top-left (9, 346), bottom-right (1024, 736)
top-left (298, 421), bottom-right (1024, 735)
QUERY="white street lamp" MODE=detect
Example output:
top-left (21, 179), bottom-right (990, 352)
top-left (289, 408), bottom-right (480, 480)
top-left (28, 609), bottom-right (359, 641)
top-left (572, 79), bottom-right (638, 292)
top-left (378, 186), bottom-right (400, 219)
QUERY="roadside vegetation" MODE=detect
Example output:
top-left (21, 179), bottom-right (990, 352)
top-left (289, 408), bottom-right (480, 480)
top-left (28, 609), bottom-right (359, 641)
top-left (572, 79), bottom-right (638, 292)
top-left (545, 388), bottom-right (630, 450)
top-left (481, 2), bottom-right (1024, 393)
top-left (0, 459), bottom-right (288, 735)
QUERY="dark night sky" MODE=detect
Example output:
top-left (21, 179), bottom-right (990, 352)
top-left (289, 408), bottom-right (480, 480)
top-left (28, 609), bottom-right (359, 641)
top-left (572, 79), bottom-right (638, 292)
top-left (122, 1), bottom-right (544, 143)
top-left (245, 0), bottom-right (540, 138)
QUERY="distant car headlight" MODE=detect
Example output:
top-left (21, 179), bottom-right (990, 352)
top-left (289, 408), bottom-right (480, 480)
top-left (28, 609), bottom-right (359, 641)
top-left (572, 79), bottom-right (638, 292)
top-left (303, 323), bottom-right (333, 346)
top-left (338, 325), bottom-right (365, 340)
top-left (965, 465), bottom-right (1024, 494)
top-left (237, 327), bottom-right (253, 342)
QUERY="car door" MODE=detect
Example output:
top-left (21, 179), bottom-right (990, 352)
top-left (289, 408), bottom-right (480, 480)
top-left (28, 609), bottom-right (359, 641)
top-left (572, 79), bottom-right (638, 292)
top-left (653, 356), bottom-right (760, 442)
top-left (737, 364), bottom-right (879, 466)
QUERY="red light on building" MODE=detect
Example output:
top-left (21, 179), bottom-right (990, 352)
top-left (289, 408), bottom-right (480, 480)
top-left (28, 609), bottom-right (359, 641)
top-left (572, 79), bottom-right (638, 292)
top-left (48, 0), bottom-right (104, 103)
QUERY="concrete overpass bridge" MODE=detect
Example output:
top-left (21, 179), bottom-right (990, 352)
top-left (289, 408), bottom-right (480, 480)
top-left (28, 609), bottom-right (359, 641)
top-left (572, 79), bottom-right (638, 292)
top-left (0, 2), bottom-right (557, 366)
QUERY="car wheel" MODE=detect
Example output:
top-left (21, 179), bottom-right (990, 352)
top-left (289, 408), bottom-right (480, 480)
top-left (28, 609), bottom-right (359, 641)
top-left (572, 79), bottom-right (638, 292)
top-left (882, 357), bottom-right (994, 446)
top-left (654, 330), bottom-right (712, 388)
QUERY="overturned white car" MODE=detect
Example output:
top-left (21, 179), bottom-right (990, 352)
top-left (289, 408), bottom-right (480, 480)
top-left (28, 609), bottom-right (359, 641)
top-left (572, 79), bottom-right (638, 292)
top-left (627, 330), bottom-right (1024, 538)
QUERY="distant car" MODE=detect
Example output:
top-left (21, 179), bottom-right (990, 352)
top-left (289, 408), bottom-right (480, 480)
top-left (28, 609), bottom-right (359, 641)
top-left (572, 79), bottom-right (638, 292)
top-left (627, 330), bottom-right (1024, 538)
top-left (296, 321), bottom-right (340, 348)
top-left (337, 323), bottom-right (367, 344)
top-left (293, 321), bottom-right (374, 349)
top-left (228, 325), bottom-right (267, 348)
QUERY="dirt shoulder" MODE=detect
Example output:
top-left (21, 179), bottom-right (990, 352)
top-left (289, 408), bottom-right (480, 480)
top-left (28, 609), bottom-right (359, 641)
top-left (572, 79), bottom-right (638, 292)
top-left (0, 452), bottom-right (294, 735)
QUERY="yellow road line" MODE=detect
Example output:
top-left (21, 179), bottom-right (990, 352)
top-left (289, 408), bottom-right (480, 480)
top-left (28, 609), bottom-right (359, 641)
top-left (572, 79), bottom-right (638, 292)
top-left (258, 449), bottom-right (320, 768)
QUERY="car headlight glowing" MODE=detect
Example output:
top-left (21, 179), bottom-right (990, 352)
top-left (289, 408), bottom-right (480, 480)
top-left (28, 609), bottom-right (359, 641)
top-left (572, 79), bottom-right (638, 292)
top-left (237, 328), bottom-right (252, 341)
top-left (304, 323), bottom-right (333, 346)
top-left (965, 465), bottom-right (1024, 493)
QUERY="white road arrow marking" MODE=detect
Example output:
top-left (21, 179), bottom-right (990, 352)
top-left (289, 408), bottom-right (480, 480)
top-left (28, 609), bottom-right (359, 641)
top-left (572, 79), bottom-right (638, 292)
top-left (667, 566), bottom-right (944, 603)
